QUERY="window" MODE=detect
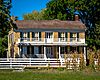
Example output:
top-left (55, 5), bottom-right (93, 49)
top-left (34, 46), bottom-right (39, 54)
top-left (20, 32), bottom-right (30, 41)
top-left (70, 46), bottom-right (79, 53)
top-left (73, 33), bottom-right (77, 37)
top-left (60, 47), bottom-right (65, 54)
top-left (9, 35), bottom-right (11, 43)
top-left (23, 32), bottom-right (27, 38)
top-left (46, 32), bottom-right (53, 38)
top-left (11, 33), bottom-right (14, 43)
top-left (61, 32), bottom-right (65, 41)
top-left (23, 46), bottom-right (27, 54)
top-left (9, 33), bottom-right (14, 44)
top-left (59, 32), bottom-right (67, 41)
top-left (70, 33), bottom-right (79, 41)
top-left (21, 46), bottom-right (27, 57)
top-left (32, 32), bottom-right (41, 41)
top-left (35, 32), bottom-right (39, 40)
top-left (72, 33), bottom-right (77, 41)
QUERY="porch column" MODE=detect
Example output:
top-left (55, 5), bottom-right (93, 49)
top-left (18, 46), bottom-right (20, 57)
top-left (30, 46), bottom-right (32, 58)
top-left (19, 45), bottom-right (21, 57)
top-left (44, 46), bottom-right (46, 59)
top-left (84, 46), bottom-right (86, 60)
top-left (59, 46), bottom-right (61, 59)
top-left (59, 46), bottom-right (63, 66)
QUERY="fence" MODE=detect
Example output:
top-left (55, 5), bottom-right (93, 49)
top-left (0, 54), bottom-right (99, 70)
top-left (0, 58), bottom-right (81, 70)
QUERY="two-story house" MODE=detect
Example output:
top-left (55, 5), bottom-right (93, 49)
top-left (8, 17), bottom-right (87, 60)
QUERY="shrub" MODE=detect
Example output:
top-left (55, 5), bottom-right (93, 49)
top-left (88, 52), bottom-right (95, 70)
top-left (79, 53), bottom-right (85, 70)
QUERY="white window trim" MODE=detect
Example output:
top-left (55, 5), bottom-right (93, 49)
top-left (71, 33), bottom-right (77, 42)
top-left (23, 32), bottom-right (28, 38)
top-left (34, 32), bottom-right (40, 41)
top-left (60, 32), bottom-right (66, 41)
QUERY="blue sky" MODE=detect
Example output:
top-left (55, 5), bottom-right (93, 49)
top-left (11, 0), bottom-right (50, 20)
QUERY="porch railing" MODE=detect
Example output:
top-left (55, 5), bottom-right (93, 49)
top-left (0, 58), bottom-right (80, 69)
top-left (0, 58), bottom-right (98, 70)
top-left (17, 38), bottom-right (85, 43)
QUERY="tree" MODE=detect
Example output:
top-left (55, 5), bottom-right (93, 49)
top-left (0, 0), bottom-right (15, 57)
top-left (94, 22), bottom-right (100, 49)
top-left (23, 9), bottom-right (46, 20)
top-left (23, 0), bottom-right (100, 50)
top-left (44, 0), bottom-right (69, 20)
top-left (44, 0), bottom-right (100, 50)
top-left (45, 0), bottom-right (100, 21)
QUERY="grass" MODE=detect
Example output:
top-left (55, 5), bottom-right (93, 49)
top-left (0, 69), bottom-right (100, 80)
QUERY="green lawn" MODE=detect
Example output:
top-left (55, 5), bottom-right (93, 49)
top-left (0, 69), bottom-right (100, 80)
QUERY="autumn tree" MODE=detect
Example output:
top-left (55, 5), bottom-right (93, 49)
top-left (23, 9), bottom-right (46, 20)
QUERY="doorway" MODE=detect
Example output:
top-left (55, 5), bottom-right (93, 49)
top-left (46, 47), bottom-right (52, 58)
top-left (46, 32), bottom-right (53, 43)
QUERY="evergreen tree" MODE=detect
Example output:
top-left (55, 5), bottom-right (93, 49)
top-left (0, 0), bottom-right (15, 57)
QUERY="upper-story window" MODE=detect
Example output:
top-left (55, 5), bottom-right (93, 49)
top-left (32, 32), bottom-right (41, 41)
top-left (20, 32), bottom-right (30, 41)
top-left (59, 32), bottom-right (67, 41)
top-left (70, 33), bottom-right (79, 41)
top-left (9, 33), bottom-right (14, 44)
top-left (35, 32), bottom-right (39, 40)
top-left (23, 32), bottom-right (28, 38)
top-left (61, 32), bottom-right (65, 41)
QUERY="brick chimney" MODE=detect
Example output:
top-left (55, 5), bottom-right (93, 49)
top-left (75, 15), bottom-right (79, 21)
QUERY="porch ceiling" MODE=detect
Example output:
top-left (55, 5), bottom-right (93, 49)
top-left (17, 43), bottom-right (87, 46)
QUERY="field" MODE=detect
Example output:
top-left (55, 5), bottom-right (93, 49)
top-left (0, 69), bottom-right (100, 80)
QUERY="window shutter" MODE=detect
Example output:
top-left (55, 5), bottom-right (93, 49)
top-left (77, 33), bottom-right (79, 41)
top-left (65, 46), bottom-right (67, 53)
top-left (20, 32), bottom-right (23, 38)
top-left (39, 32), bottom-right (41, 38)
top-left (65, 32), bottom-right (67, 38)
top-left (39, 46), bottom-right (41, 54)
top-left (70, 33), bottom-right (73, 41)
top-left (58, 32), bottom-right (61, 38)
top-left (70, 33), bottom-right (72, 38)
top-left (77, 33), bottom-right (79, 38)
top-left (28, 32), bottom-right (30, 38)
top-left (77, 46), bottom-right (79, 53)
top-left (32, 32), bottom-right (34, 38)
top-left (20, 32), bottom-right (23, 41)
top-left (32, 46), bottom-right (34, 54)
top-left (65, 32), bottom-right (67, 41)
top-left (27, 46), bottom-right (30, 54)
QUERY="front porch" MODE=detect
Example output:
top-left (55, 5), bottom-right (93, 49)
top-left (14, 45), bottom-right (86, 59)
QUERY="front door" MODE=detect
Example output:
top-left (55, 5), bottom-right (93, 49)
top-left (46, 32), bottom-right (53, 43)
top-left (34, 46), bottom-right (39, 58)
top-left (21, 46), bottom-right (27, 58)
top-left (46, 47), bottom-right (52, 58)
